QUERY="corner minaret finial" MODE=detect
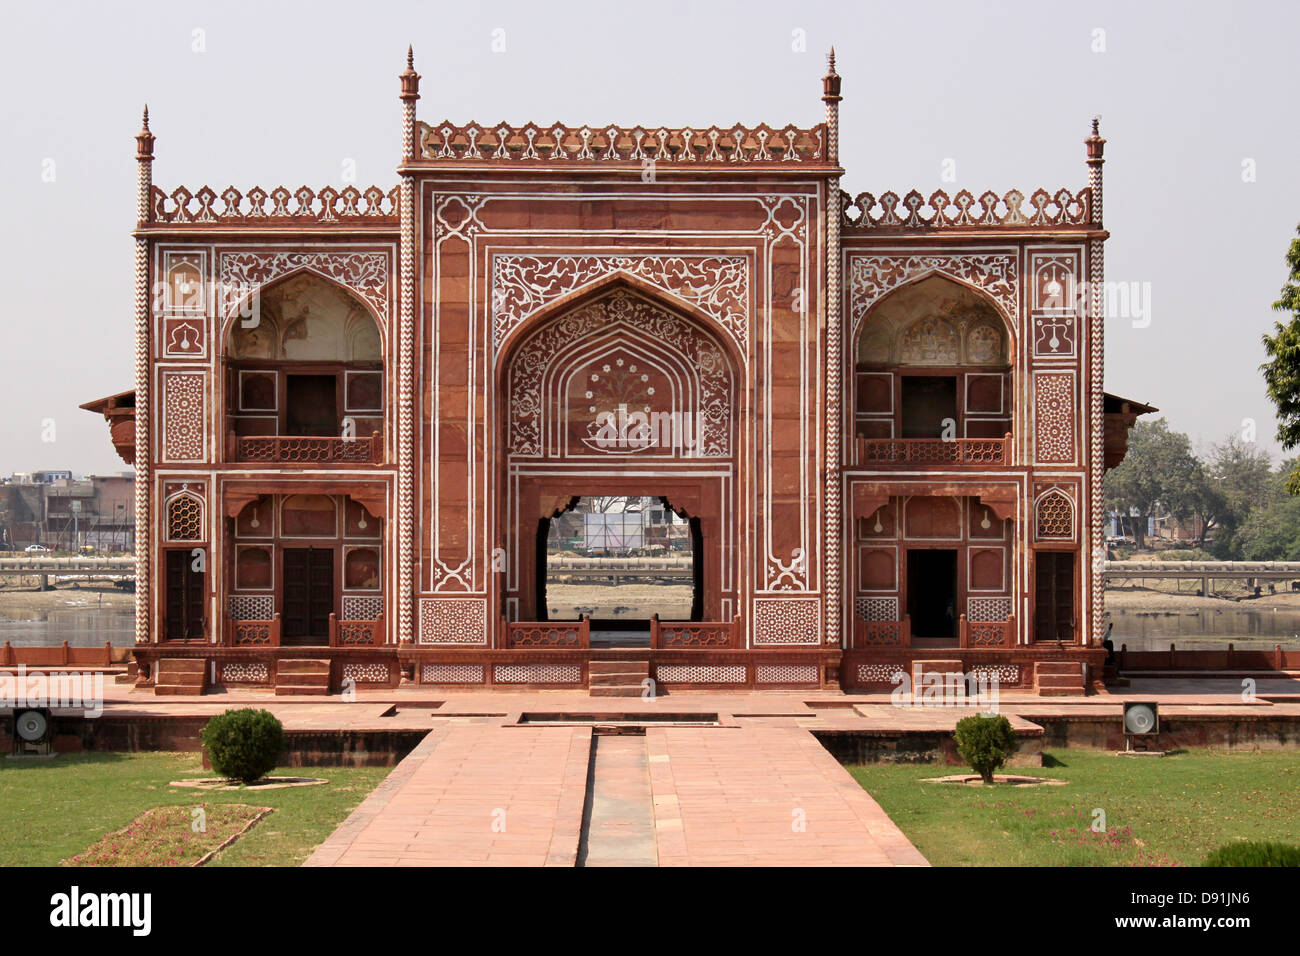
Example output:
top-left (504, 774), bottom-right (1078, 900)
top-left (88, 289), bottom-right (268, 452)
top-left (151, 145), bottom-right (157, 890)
top-left (135, 105), bottom-right (155, 224)
top-left (400, 46), bottom-right (421, 161)
top-left (822, 47), bottom-right (842, 165)
top-left (136, 105), bottom-right (155, 161)
top-left (1085, 116), bottom-right (1106, 226)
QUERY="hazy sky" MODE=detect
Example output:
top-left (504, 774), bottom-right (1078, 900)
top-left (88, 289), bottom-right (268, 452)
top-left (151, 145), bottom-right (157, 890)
top-left (1, 0), bottom-right (1296, 475)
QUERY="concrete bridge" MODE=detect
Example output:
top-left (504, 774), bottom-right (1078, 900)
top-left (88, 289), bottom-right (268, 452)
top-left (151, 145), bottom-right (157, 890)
top-left (0, 555), bottom-right (134, 589)
top-left (1103, 560), bottom-right (1300, 594)
top-left (547, 554), bottom-right (693, 586)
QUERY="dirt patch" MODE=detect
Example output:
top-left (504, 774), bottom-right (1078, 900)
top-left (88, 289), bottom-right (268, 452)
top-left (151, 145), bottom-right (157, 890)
top-left (920, 774), bottom-right (1067, 787)
top-left (169, 777), bottom-right (328, 791)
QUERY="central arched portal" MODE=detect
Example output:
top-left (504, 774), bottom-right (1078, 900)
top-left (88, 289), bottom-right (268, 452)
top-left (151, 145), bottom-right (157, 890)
top-left (496, 286), bottom-right (740, 644)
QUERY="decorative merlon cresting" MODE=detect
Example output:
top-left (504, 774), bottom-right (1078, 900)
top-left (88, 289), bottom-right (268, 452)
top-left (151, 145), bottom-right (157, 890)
top-left (413, 121), bottom-right (829, 165)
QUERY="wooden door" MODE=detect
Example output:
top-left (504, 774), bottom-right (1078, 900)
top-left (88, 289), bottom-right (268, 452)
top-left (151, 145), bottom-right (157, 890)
top-left (164, 548), bottom-right (205, 640)
top-left (285, 374), bottom-right (338, 436)
top-left (1034, 551), bottom-right (1076, 642)
top-left (282, 547), bottom-right (334, 643)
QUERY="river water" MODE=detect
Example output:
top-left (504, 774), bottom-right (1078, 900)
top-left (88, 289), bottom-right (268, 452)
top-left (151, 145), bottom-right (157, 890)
top-left (0, 607), bottom-right (135, 647)
top-left (1107, 606), bottom-right (1300, 650)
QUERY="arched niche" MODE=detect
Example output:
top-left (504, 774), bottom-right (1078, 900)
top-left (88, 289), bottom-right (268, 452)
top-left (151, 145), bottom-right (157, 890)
top-left (224, 273), bottom-right (384, 448)
top-left (854, 275), bottom-right (1014, 441)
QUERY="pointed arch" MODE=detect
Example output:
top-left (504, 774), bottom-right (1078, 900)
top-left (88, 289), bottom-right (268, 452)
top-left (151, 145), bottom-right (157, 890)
top-left (856, 272), bottom-right (1014, 367)
top-left (165, 491), bottom-right (205, 542)
top-left (495, 272), bottom-right (745, 377)
top-left (223, 269), bottom-right (384, 362)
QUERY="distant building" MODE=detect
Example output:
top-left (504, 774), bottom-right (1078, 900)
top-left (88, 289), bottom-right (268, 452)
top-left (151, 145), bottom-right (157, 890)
top-left (0, 472), bottom-right (134, 551)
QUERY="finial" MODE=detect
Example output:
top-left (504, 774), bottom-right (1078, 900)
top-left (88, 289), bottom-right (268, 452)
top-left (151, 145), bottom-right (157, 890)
top-left (822, 47), bottom-right (842, 103)
top-left (400, 45), bottom-right (421, 101)
top-left (1086, 115), bottom-right (1106, 162)
top-left (135, 104), bottom-right (155, 161)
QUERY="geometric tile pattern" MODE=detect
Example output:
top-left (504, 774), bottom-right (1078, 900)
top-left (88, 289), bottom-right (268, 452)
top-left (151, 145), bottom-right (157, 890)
top-left (342, 596), bottom-right (383, 621)
top-left (221, 662), bottom-right (270, 683)
top-left (227, 595), bottom-right (273, 621)
top-left (342, 662), bottom-right (390, 684)
top-left (966, 597), bottom-right (1011, 622)
top-left (492, 663), bottom-right (582, 684)
top-left (857, 663), bottom-right (908, 684)
top-left (752, 597), bottom-right (821, 645)
top-left (421, 663), bottom-right (485, 684)
top-left (655, 664), bottom-right (747, 683)
top-left (418, 597), bottom-right (488, 645)
top-left (855, 596), bottom-right (898, 622)
top-left (755, 664), bottom-right (818, 684)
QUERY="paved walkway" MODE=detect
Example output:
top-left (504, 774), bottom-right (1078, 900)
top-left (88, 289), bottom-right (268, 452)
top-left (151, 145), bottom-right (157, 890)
top-left (307, 719), bottom-right (927, 867)
top-left (306, 724), bottom-right (591, 866)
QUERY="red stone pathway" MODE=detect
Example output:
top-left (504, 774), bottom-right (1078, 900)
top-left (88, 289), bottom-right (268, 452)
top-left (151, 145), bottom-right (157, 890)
top-left (307, 720), bottom-right (927, 867)
top-left (306, 724), bottom-right (591, 867)
top-left (647, 725), bottom-right (927, 866)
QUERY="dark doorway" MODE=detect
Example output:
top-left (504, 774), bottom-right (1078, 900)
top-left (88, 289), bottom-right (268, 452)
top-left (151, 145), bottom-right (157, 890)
top-left (1034, 551), bottom-right (1076, 641)
top-left (282, 547), bottom-right (334, 644)
top-left (907, 549), bottom-right (957, 639)
top-left (285, 374), bottom-right (337, 436)
top-left (164, 548), bottom-right (205, 640)
top-left (901, 376), bottom-right (957, 439)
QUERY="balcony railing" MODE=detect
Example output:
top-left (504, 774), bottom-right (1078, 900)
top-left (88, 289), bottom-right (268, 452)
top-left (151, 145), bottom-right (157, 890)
top-left (959, 614), bottom-right (1014, 648)
top-left (854, 614), bottom-right (1016, 647)
top-left (227, 431), bottom-right (381, 464)
top-left (330, 612), bottom-right (384, 647)
top-left (229, 614), bottom-right (281, 646)
top-left (854, 434), bottom-right (1010, 468)
top-left (650, 614), bottom-right (741, 649)
top-left (855, 615), bottom-right (911, 647)
top-left (502, 615), bottom-right (590, 648)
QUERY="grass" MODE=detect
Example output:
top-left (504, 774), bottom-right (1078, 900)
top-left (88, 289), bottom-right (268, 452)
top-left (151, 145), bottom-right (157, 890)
top-left (848, 749), bottom-right (1300, 866)
top-left (0, 752), bottom-right (388, 866)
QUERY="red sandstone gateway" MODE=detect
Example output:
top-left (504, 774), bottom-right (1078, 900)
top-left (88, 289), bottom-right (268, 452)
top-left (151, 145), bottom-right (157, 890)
top-left (83, 50), bottom-right (1151, 697)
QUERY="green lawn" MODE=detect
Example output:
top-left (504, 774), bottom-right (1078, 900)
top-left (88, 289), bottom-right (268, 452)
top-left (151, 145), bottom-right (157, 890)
top-left (0, 753), bottom-right (388, 866)
top-left (849, 749), bottom-right (1300, 866)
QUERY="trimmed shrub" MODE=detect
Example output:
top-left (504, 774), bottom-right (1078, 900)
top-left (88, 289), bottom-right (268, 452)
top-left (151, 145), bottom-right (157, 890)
top-left (1204, 841), bottom-right (1300, 867)
top-left (954, 714), bottom-right (1017, 784)
top-left (200, 708), bottom-right (284, 784)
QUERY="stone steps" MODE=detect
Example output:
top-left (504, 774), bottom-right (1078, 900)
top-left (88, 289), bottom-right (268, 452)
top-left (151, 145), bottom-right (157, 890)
top-left (1035, 661), bottom-right (1085, 696)
top-left (275, 659), bottom-right (331, 696)
top-left (589, 660), bottom-right (649, 698)
top-left (154, 658), bottom-right (206, 696)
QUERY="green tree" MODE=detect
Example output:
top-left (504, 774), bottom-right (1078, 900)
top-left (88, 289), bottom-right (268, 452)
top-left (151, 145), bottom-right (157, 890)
top-left (1104, 418), bottom-right (1200, 549)
top-left (1261, 224), bottom-right (1300, 493)
top-left (1205, 435), bottom-right (1275, 557)
top-left (1230, 461), bottom-right (1300, 560)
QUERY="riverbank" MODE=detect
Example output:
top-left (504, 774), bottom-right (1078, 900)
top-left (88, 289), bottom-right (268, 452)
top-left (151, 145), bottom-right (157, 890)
top-left (1105, 585), bottom-right (1300, 613)
top-left (0, 583), bottom-right (133, 615)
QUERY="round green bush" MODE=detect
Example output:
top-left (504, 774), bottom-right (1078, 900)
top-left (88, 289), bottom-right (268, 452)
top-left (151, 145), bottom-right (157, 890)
top-left (1204, 841), bottom-right (1300, 867)
top-left (200, 708), bottom-right (284, 784)
top-left (953, 714), bottom-right (1017, 784)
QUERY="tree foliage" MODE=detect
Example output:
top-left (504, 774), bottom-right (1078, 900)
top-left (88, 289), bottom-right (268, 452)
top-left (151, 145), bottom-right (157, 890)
top-left (1104, 419), bottom-right (1200, 548)
top-left (1260, 224), bottom-right (1300, 493)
